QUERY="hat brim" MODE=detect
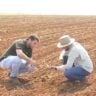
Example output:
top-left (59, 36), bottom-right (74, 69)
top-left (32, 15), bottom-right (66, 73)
top-left (57, 38), bottom-right (75, 48)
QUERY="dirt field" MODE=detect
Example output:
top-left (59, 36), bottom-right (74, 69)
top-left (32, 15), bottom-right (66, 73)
top-left (0, 15), bottom-right (96, 96)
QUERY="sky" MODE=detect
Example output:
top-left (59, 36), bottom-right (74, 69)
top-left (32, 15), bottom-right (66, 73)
top-left (0, 0), bottom-right (96, 15)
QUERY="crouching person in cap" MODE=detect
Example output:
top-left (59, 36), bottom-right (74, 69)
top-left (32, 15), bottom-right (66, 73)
top-left (50, 35), bottom-right (93, 83)
top-left (0, 34), bottom-right (39, 84)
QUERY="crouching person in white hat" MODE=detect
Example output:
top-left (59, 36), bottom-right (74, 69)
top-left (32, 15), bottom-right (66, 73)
top-left (0, 34), bottom-right (39, 84)
top-left (50, 35), bottom-right (93, 83)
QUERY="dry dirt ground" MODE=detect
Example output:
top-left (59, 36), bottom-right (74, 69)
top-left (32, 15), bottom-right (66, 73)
top-left (0, 15), bottom-right (96, 96)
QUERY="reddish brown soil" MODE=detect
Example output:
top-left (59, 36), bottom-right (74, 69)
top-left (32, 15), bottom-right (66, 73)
top-left (0, 16), bottom-right (96, 96)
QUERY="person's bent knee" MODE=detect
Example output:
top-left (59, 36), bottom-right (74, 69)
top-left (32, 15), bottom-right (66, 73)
top-left (9, 56), bottom-right (21, 64)
top-left (64, 70), bottom-right (71, 78)
top-left (64, 69), bottom-right (75, 80)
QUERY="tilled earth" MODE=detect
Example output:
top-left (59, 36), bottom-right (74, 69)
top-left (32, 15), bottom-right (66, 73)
top-left (0, 16), bottom-right (96, 96)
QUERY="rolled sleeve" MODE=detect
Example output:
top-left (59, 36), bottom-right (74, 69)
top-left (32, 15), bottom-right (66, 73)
top-left (59, 50), bottom-right (65, 60)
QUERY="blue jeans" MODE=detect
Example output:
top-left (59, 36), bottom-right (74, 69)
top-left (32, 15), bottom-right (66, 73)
top-left (0, 56), bottom-right (35, 77)
top-left (64, 67), bottom-right (90, 81)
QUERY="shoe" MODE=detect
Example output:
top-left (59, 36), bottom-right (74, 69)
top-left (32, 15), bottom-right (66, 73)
top-left (8, 77), bottom-right (21, 85)
top-left (80, 78), bottom-right (88, 84)
top-left (62, 79), bottom-right (77, 86)
top-left (18, 78), bottom-right (30, 84)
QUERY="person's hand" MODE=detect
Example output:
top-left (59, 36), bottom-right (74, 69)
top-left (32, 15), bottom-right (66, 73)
top-left (46, 64), bottom-right (57, 70)
top-left (28, 59), bottom-right (36, 64)
top-left (50, 66), bottom-right (57, 70)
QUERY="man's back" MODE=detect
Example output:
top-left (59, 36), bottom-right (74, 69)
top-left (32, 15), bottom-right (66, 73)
top-left (0, 39), bottom-right (32, 60)
top-left (71, 42), bottom-right (93, 72)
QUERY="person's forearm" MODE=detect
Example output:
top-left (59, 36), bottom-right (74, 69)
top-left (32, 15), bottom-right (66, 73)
top-left (17, 52), bottom-right (30, 62)
top-left (56, 65), bottom-right (65, 72)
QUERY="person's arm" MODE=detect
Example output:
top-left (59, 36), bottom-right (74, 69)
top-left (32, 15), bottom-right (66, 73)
top-left (16, 49), bottom-right (35, 64)
top-left (59, 50), bottom-right (65, 64)
top-left (15, 40), bottom-right (36, 64)
top-left (56, 49), bottom-right (79, 72)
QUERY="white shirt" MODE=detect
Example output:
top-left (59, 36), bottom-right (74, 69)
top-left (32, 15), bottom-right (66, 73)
top-left (56, 42), bottom-right (93, 73)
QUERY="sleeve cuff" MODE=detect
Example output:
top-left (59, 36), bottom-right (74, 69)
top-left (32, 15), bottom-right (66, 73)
top-left (56, 65), bottom-right (65, 72)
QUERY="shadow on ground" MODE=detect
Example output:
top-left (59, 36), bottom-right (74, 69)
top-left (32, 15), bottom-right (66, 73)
top-left (57, 80), bottom-right (91, 95)
top-left (0, 77), bottom-right (33, 91)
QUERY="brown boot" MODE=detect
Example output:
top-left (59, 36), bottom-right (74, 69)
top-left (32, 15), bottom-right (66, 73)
top-left (8, 77), bottom-right (21, 85)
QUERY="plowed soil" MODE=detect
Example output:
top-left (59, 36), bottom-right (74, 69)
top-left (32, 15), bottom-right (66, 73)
top-left (0, 15), bottom-right (96, 96)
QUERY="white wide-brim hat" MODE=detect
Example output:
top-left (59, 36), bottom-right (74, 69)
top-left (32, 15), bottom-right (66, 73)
top-left (57, 35), bottom-right (75, 48)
